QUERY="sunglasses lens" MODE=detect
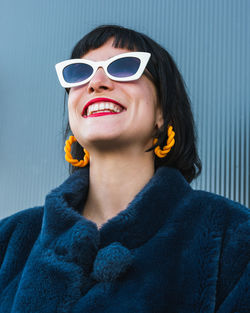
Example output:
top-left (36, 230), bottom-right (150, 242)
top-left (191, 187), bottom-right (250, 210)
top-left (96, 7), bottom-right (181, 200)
top-left (63, 63), bottom-right (93, 83)
top-left (107, 57), bottom-right (140, 78)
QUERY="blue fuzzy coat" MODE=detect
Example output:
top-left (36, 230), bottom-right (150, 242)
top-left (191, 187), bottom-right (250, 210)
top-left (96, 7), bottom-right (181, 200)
top-left (0, 166), bottom-right (249, 312)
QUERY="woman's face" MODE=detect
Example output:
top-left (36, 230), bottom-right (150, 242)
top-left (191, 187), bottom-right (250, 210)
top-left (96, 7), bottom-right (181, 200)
top-left (68, 38), bottom-right (164, 154)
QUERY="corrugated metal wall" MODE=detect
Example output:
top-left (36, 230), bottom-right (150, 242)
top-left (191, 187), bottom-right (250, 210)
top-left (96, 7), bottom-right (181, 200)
top-left (0, 0), bottom-right (249, 218)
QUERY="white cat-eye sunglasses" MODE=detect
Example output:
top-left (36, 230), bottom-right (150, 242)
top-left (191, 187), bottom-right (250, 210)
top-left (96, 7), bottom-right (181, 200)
top-left (55, 51), bottom-right (151, 88)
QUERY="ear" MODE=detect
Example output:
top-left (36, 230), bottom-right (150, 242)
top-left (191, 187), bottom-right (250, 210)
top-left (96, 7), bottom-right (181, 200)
top-left (155, 106), bottom-right (164, 130)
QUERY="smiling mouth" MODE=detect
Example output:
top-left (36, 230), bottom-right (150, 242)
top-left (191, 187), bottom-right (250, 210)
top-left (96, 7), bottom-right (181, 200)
top-left (82, 101), bottom-right (126, 118)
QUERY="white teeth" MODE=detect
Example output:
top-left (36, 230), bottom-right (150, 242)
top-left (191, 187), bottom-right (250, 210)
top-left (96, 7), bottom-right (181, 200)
top-left (86, 102), bottom-right (124, 116)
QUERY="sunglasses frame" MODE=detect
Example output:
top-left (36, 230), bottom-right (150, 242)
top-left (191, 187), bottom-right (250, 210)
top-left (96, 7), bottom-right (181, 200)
top-left (55, 51), bottom-right (151, 88)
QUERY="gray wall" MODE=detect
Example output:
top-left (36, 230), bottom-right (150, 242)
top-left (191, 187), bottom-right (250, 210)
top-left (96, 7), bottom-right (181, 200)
top-left (1, 0), bottom-right (249, 219)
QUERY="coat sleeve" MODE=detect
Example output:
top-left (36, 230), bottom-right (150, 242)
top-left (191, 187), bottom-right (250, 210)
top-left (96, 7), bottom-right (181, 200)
top-left (215, 212), bottom-right (250, 313)
top-left (0, 207), bottom-right (43, 307)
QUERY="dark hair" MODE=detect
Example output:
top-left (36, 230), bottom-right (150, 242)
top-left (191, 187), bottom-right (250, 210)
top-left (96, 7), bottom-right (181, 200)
top-left (63, 25), bottom-right (202, 183)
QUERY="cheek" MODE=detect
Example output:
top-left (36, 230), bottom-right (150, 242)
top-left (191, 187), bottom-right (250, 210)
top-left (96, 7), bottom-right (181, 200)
top-left (136, 90), bottom-right (159, 134)
top-left (68, 88), bottom-right (85, 116)
top-left (138, 85), bottom-right (158, 117)
top-left (67, 99), bottom-right (76, 126)
top-left (138, 76), bottom-right (157, 102)
top-left (67, 96), bottom-right (81, 133)
top-left (68, 89), bottom-right (80, 107)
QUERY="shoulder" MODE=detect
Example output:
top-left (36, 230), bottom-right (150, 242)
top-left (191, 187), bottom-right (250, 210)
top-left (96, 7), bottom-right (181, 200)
top-left (192, 189), bottom-right (250, 256)
top-left (183, 188), bottom-right (249, 225)
top-left (0, 206), bottom-right (44, 233)
top-left (162, 181), bottom-right (250, 240)
top-left (0, 206), bottom-right (44, 268)
top-left (181, 189), bottom-right (250, 252)
top-left (158, 166), bottom-right (249, 227)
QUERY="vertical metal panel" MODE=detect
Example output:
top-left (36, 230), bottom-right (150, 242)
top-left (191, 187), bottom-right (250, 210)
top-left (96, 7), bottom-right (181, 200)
top-left (0, 0), bottom-right (249, 218)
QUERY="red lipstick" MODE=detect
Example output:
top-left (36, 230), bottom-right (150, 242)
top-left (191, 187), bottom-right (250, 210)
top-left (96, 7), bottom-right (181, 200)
top-left (82, 97), bottom-right (126, 117)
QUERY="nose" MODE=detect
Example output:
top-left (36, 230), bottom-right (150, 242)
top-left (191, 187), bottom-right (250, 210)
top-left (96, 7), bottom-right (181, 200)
top-left (87, 67), bottom-right (114, 94)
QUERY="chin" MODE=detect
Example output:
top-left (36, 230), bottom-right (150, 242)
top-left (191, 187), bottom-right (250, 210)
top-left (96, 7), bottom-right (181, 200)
top-left (78, 132), bottom-right (123, 147)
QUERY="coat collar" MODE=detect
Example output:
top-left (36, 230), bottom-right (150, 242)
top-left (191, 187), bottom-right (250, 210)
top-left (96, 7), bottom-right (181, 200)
top-left (41, 166), bottom-right (192, 251)
top-left (40, 166), bottom-right (192, 283)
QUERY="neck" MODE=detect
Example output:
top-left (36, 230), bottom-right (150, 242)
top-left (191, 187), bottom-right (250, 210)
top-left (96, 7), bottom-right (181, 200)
top-left (82, 148), bottom-right (155, 228)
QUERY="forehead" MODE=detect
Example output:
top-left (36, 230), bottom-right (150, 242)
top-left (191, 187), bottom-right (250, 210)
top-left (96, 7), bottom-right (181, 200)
top-left (81, 38), bottom-right (134, 61)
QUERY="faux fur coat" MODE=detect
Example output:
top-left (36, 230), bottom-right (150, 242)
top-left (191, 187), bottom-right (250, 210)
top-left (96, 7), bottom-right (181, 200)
top-left (0, 166), bottom-right (249, 312)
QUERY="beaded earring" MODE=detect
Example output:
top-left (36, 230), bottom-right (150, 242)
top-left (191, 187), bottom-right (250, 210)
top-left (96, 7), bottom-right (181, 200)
top-left (153, 125), bottom-right (175, 158)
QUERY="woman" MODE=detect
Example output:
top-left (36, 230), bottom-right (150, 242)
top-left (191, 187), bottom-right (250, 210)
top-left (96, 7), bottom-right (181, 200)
top-left (0, 25), bottom-right (249, 312)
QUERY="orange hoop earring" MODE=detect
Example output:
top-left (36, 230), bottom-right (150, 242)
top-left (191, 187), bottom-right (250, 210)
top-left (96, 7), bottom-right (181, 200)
top-left (153, 126), bottom-right (175, 158)
top-left (64, 136), bottom-right (90, 167)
